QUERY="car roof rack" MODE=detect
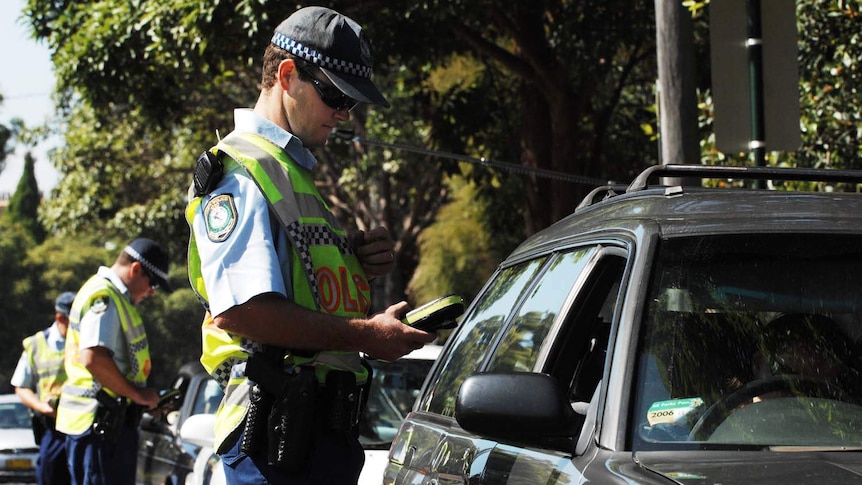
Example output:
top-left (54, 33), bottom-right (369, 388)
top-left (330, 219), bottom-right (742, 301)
top-left (627, 164), bottom-right (862, 193)
top-left (575, 184), bottom-right (631, 211)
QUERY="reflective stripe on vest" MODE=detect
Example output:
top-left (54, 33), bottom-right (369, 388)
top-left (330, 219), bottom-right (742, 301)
top-left (22, 330), bottom-right (66, 402)
top-left (186, 132), bottom-right (371, 451)
top-left (55, 275), bottom-right (151, 435)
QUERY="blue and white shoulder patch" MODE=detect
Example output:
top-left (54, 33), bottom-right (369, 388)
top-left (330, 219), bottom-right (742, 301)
top-left (90, 297), bottom-right (109, 314)
top-left (204, 194), bottom-right (238, 242)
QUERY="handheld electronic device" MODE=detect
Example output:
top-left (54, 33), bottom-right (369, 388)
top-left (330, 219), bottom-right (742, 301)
top-left (403, 295), bottom-right (465, 332)
top-left (155, 388), bottom-right (182, 410)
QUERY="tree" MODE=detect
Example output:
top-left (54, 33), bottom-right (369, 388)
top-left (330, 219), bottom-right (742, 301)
top-left (25, 0), bottom-right (660, 242)
top-left (21, 0), bottom-right (861, 312)
top-left (408, 175), bottom-right (501, 305)
top-left (363, 1), bottom-right (659, 233)
top-left (0, 94), bottom-right (10, 176)
top-left (5, 151), bottom-right (45, 241)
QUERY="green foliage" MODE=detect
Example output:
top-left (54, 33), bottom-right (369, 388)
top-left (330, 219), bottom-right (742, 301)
top-left (38, 101), bottom-right (191, 258)
top-left (0, 221), bottom-right (37, 323)
top-left (5, 152), bottom-right (46, 241)
top-left (0, 222), bottom-right (37, 389)
top-left (0, 95), bottom-right (10, 171)
top-left (794, 0), bottom-right (861, 169)
top-left (408, 176), bottom-right (500, 305)
top-left (136, 287), bottom-right (205, 388)
top-left (364, 0), bottom-right (659, 230)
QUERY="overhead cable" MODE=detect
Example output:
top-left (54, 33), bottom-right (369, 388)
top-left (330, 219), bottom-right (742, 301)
top-left (330, 128), bottom-right (608, 185)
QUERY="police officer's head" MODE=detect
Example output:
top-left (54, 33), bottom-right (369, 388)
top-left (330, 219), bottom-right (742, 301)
top-left (117, 238), bottom-right (173, 304)
top-left (259, 7), bottom-right (388, 147)
top-left (55, 291), bottom-right (76, 318)
top-left (264, 7), bottom-right (388, 106)
top-left (54, 291), bottom-right (76, 334)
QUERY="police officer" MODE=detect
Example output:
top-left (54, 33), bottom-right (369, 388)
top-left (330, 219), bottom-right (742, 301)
top-left (55, 238), bottom-right (171, 485)
top-left (186, 6), bottom-right (435, 484)
top-left (12, 291), bottom-right (76, 485)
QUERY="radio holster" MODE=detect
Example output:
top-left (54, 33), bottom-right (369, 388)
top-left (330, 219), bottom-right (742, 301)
top-left (241, 347), bottom-right (317, 473)
top-left (92, 390), bottom-right (129, 443)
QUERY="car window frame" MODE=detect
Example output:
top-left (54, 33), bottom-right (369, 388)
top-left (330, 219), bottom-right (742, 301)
top-left (483, 245), bottom-right (604, 374)
top-left (417, 256), bottom-right (551, 415)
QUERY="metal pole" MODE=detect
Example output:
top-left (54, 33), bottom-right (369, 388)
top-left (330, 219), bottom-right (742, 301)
top-left (747, 0), bottom-right (766, 173)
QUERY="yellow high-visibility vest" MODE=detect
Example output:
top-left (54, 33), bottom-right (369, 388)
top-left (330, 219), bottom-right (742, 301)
top-left (56, 275), bottom-right (151, 436)
top-left (187, 132), bottom-right (371, 451)
top-left (21, 328), bottom-right (66, 403)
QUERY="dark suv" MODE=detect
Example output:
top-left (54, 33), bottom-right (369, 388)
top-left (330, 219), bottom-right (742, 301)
top-left (385, 165), bottom-right (862, 484)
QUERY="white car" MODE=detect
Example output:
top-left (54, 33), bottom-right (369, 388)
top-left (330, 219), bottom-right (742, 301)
top-left (180, 344), bottom-right (443, 485)
top-left (358, 344), bottom-right (442, 484)
top-left (0, 394), bottom-right (39, 483)
top-left (180, 413), bottom-right (223, 485)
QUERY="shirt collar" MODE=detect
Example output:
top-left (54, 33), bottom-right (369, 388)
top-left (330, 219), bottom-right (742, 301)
top-left (97, 266), bottom-right (131, 301)
top-left (233, 108), bottom-right (317, 170)
top-left (47, 321), bottom-right (65, 344)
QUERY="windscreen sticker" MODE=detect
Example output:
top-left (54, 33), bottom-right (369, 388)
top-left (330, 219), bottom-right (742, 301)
top-left (647, 397), bottom-right (704, 426)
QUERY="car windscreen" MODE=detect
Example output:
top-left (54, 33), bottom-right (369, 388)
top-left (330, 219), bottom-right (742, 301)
top-left (0, 401), bottom-right (30, 429)
top-left (633, 233), bottom-right (862, 450)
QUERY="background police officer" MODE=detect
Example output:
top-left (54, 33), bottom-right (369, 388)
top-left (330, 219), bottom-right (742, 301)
top-left (186, 6), bottom-right (435, 484)
top-left (56, 238), bottom-right (171, 485)
top-left (12, 291), bottom-right (76, 485)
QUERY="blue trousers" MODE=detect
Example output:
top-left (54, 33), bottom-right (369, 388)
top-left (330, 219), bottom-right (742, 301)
top-left (37, 427), bottom-right (70, 485)
top-left (65, 420), bottom-right (138, 485)
top-left (221, 426), bottom-right (364, 484)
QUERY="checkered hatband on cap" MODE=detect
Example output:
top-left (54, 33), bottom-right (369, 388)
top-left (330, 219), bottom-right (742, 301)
top-left (271, 32), bottom-right (373, 79)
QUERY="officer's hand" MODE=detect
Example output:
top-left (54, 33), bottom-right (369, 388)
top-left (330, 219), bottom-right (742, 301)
top-left (351, 227), bottom-right (396, 280)
top-left (362, 301), bottom-right (436, 362)
top-left (38, 401), bottom-right (57, 418)
top-left (132, 387), bottom-right (161, 410)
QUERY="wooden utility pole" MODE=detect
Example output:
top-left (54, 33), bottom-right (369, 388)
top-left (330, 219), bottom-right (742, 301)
top-left (655, 0), bottom-right (700, 185)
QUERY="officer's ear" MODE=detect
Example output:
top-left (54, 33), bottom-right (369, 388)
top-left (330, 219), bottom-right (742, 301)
top-left (129, 260), bottom-right (150, 284)
top-left (277, 59), bottom-right (297, 90)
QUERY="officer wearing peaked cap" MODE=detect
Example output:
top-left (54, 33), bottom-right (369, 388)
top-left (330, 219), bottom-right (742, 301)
top-left (12, 291), bottom-right (77, 485)
top-left (56, 237), bottom-right (172, 485)
top-left (185, 6), bottom-right (435, 484)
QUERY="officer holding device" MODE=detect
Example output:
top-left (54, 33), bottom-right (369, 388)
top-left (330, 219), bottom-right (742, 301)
top-left (185, 6), bottom-right (436, 484)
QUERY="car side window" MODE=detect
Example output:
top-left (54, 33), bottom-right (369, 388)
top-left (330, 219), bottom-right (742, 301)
top-left (190, 378), bottom-right (224, 416)
top-left (486, 247), bottom-right (600, 373)
top-left (419, 257), bottom-right (548, 416)
top-left (542, 249), bottom-right (626, 406)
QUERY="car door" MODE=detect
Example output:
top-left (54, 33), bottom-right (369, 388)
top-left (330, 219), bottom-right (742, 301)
top-left (387, 243), bottom-right (629, 485)
top-left (138, 367), bottom-right (222, 485)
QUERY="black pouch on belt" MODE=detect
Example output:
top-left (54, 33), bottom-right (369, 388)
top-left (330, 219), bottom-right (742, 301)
top-left (320, 370), bottom-right (359, 431)
top-left (92, 390), bottom-right (128, 443)
top-left (267, 369), bottom-right (317, 472)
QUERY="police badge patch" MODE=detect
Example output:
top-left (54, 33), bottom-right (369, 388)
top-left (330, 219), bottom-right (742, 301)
top-left (204, 194), bottom-right (238, 242)
top-left (91, 298), bottom-right (109, 314)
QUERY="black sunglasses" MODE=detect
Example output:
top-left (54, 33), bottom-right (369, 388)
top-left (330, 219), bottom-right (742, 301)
top-left (296, 64), bottom-right (358, 112)
top-left (141, 265), bottom-right (159, 291)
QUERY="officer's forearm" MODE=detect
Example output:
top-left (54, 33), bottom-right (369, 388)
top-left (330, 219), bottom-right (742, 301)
top-left (213, 293), bottom-right (359, 351)
top-left (14, 387), bottom-right (52, 415)
top-left (212, 293), bottom-right (431, 362)
top-left (80, 346), bottom-right (145, 402)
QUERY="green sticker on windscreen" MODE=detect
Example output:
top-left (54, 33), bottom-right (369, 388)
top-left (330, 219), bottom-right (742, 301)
top-left (647, 397), bottom-right (704, 426)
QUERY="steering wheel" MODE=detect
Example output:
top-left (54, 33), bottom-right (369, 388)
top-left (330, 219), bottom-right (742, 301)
top-left (688, 374), bottom-right (852, 441)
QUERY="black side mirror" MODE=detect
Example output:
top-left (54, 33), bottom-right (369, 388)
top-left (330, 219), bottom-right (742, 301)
top-left (455, 372), bottom-right (580, 450)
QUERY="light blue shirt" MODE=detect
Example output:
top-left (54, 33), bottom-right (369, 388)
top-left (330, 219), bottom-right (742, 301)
top-left (10, 322), bottom-right (66, 390)
top-left (192, 109), bottom-right (318, 317)
top-left (76, 266), bottom-right (134, 375)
